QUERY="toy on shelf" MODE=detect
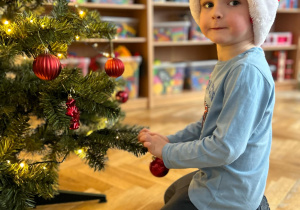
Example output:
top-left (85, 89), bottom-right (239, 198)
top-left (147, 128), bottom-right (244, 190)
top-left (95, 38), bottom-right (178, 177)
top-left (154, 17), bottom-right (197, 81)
top-left (263, 32), bottom-right (293, 46)
top-left (153, 62), bottom-right (186, 95)
top-left (101, 16), bottom-right (138, 38)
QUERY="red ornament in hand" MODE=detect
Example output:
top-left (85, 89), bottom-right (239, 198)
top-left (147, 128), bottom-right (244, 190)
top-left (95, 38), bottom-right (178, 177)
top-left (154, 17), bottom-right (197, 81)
top-left (33, 53), bottom-right (62, 80)
top-left (104, 58), bottom-right (124, 78)
top-left (116, 90), bottom-right (129, 103)
top-left (150, 156), bottom-right (169, 177)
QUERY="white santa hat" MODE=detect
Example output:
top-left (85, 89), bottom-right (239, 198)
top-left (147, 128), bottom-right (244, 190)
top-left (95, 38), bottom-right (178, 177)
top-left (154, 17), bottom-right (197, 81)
top-left (190, 0), bottom-right (279, 46)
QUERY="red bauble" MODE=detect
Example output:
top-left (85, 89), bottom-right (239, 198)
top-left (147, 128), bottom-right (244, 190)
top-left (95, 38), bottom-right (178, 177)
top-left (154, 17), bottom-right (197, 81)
top-left (116, 90), bottom-right (129, 103)
top-left (104, 58), bottom-right (124, 78)
top-left (33, 53), bottom-right (62, 80)
top-left (150, 156), bottom-right (169, 177)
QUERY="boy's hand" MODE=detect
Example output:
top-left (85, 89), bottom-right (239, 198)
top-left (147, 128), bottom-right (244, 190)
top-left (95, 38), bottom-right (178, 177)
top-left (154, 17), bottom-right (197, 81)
top-left (138, 128), bottom-right (169, 159)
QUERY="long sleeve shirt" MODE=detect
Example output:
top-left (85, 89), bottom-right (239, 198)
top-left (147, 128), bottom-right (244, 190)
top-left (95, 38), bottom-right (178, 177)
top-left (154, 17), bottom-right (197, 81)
top-left (163, 47), bottom-right (275, 209)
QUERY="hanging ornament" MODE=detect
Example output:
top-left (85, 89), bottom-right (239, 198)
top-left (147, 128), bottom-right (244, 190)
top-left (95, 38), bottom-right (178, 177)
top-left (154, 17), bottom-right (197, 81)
top-left (104, 57), bottom-right (124, 78)
top-left (116, 90), bottom-right (129, 103)
top-left (104, 39), bottom-right (124, 78)
top-left (149, 156), bottom-right (169, 177)
top-left (32, 52), bottom-right (62, 81)
top-left (65, 95), bottom-right (80, 130)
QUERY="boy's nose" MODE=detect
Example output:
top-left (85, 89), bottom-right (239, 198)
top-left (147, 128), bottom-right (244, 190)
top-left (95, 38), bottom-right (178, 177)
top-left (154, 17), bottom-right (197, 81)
top-left (211, 5), bottom-right (223, 19)
top-left (212, 15), bottom-right (222, 19)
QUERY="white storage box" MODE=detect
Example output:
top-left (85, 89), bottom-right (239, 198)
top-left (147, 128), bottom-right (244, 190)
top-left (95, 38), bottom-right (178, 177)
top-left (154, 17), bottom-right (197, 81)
top-left (153, 62), bottom-right (186, 95)
top-left (101, 16), bottom-right (138, 38)
top-left (97, 56), bottom-right (142, 99)
top-left (185, 60), bottom-right (218, 91)
top-left (153, 21), bottom-right (191, 42)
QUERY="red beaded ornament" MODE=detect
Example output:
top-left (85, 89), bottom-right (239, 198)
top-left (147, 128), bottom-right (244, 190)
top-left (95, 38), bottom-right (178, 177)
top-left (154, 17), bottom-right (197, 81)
top-left (66, 96), bottom-right (80, 130)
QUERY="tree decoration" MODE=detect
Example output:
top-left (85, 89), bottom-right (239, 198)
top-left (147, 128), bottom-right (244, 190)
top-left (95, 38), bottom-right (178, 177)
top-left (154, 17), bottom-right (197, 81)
top-left (116, 90), bottom-right (129, 103)
top-left (65, 94), bottom-right (80, 130)
top-left (149, 156), bottom-right (169, 177)
top-left (0, 1), bottom-right (146, 208)
top-left (104, 39), bottom-right (124, 78)
top-left (32, 52), bottom-right (62, 80)
top-left (104, 57), bottom-right (124, 78)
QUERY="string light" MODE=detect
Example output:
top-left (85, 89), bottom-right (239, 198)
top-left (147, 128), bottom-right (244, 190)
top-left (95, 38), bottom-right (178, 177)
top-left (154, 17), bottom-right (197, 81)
top-left (41, 24), bottom-right (45, 28)
top-left (57, 53), bottom-right (62, 58)
top-left (7, 160), bottom-right (10, 164)
top-left (75, 35), bottom-right (80, 41)
top-left (103, 52), bottom-right (110, 57)
top-left (43, 166), bottom-right (46, 170)
top-left (79, 11), bottom-right (85, 18)
top-left (20, 162), bottom-right (25, 168)
top-left (30, 20), bottom-right (33, 23)
top-left (7, 28), bottom-right (12, 34)
top-left (77, 149), bottom-right (83, 154)
top-left (4, 20), bottom-right (9, 25)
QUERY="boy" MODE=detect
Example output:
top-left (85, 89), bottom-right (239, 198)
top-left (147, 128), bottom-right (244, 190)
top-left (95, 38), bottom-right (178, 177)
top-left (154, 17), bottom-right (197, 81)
top-left (138, 0), bottom-right (278, 209)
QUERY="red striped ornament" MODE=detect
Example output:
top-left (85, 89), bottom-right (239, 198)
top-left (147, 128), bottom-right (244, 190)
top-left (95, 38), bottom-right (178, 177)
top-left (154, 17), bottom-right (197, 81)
top-left (104, 57), bottom-right (124, 78)
top-left (33, 53), bottom-right (62, 81)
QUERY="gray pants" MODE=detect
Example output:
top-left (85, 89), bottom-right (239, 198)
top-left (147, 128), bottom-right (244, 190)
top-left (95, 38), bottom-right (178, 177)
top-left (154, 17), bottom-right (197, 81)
top-left (161, 171), bottom-right (270, 210)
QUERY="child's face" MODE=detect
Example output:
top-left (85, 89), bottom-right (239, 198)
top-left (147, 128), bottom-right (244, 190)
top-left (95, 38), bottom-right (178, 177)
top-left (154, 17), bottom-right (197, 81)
top-left (199, 0), bottom-right (254, 46)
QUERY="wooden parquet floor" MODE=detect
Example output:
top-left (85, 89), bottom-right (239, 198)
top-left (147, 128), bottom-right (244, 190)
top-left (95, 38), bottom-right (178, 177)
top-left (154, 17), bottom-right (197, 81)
top-left (36, 90), bottom-right (300, 210)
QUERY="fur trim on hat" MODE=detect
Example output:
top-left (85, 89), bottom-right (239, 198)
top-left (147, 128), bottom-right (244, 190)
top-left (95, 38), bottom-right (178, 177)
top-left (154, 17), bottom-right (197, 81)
top-left (189, 0), bottom-right (279, 46)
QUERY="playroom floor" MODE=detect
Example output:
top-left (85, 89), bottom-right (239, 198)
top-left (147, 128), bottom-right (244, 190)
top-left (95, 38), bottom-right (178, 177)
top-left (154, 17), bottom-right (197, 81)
top-left (36, 90), bottom-right (300, 210)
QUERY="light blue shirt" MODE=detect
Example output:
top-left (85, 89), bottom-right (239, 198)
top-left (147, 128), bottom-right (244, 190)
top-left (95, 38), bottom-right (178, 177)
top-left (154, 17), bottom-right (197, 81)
top-left (163, 47), bottom-right (275, 209)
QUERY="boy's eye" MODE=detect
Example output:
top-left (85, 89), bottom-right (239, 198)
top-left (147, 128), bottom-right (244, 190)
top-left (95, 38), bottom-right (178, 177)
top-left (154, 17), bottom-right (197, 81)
top-left (203, 2), bottom-right (214, 8)
top-left (228, 0), bottom-right (240, 6)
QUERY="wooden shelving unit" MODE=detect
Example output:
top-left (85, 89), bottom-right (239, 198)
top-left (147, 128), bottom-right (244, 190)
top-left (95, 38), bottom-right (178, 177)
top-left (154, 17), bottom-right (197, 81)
top-left (64, 1), bottom-right (300, 110)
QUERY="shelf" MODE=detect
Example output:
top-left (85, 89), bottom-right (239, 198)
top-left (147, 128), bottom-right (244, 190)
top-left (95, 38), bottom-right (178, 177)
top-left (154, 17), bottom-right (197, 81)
top-left (153, 2), bottom-right (189, 8)
top-left (262, 45), bottom-right (298, 51)
top-left (152, 91), bottom-right (205, 108)
top-left (44, 2), bottom-right (146, 10)
top-left (154, 40), bottom-right (214, 47)
top-left (275, 80), bottom-right (299, 90)
top-left (120, 97), bottom-right (148, 111)
top-left (277, 8), bottom-right (300, 13)
top-left (78, 37), bottom-right (146, 43)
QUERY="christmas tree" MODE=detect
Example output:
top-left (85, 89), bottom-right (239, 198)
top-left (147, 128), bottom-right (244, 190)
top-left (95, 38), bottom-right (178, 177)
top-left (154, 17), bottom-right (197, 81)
top-left (0, 1), bottom-right (146, 209)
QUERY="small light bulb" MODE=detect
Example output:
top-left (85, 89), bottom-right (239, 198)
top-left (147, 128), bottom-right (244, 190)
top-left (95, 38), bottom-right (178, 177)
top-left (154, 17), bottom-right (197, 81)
top-left (116, 136), bottom-right (119, 139)
top-left (20, 163), bottom-right (25, 168)
top-left (41, 24), bottom-right (45, 28)
top-left (30, 20), bottom-right (33, 23)
top-left (79, 11), bottom-right (85, 17)
top-left (7, 28), bottom-right (11, 33)
top-left (78, 149), bottom-right (83, 154)
top-left (103, 52), bottom-right (110, 57)
top-left (57, 53), bottom-right (62, 58)
top-left (43, 166), bottom-right (46, 170)
top-left (7, 160), bottom-right (10, 164)
top-left (4, 20), bottom-right (9, 25)
top-left (75, 35), bottom-right (80, 41)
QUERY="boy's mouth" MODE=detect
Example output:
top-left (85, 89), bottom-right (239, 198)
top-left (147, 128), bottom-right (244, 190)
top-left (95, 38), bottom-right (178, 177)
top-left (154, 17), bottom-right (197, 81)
top-left (211, 27), bottom-right (226, 30)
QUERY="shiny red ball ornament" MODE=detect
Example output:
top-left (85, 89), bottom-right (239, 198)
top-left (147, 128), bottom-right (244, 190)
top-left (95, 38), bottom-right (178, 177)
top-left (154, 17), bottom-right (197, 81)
top-left (150, 156), bottom-right (169, 177)
top-left (116, 90), bottom-right (129, 103)
top-left (104, 57), bottom-right (124, 78)
top-left (33, 53), bottom-right (62, 80)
